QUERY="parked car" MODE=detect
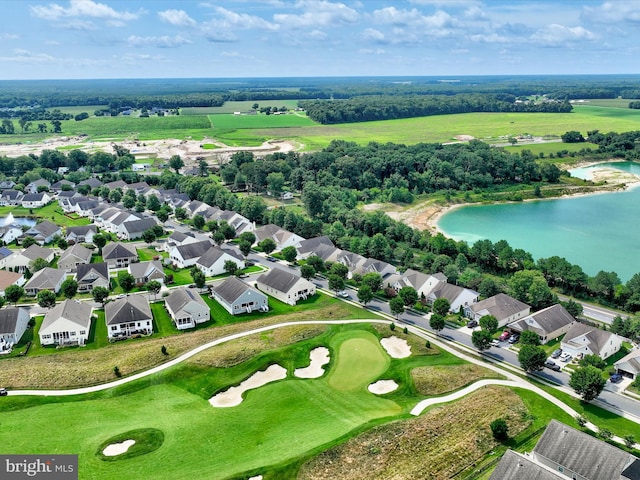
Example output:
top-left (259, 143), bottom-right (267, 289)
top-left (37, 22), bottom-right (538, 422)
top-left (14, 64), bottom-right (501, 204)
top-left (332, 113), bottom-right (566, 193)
top-left (499, 331), bottom-right (511, 341)
top-left (266, 256), bottom-right (277, 262)
top-left (610, 373), bottom-right (623, 383)
top-left (508, 334), bottom-right (519, 344)
top-left (336, 290), bottom-right (349, 299)
top-left (188, 284), bottom-right (197, 288)
top-left (490, 339), bottom-right (500, 347)
top-left (0, 388), bottom-right (7, 396)
top-left (551, 349), bottom-right (563, 359)
top-left (559, 352), bottom-right (572, 362)
top-left (466, 320), bottom-right (478, 329)
top-left (544, 360), bottom-right (561, 372)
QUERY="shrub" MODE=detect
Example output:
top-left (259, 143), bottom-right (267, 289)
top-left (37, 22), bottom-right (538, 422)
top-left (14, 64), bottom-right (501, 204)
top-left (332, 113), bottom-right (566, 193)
top-left (490, 418), bottom-right (509, 441)
top-left (113, 366), bottom-right (122, 378)
top-left (390, 323), bottom-right (396, 331)
top-left (575, 415), bottom-right (587, 427)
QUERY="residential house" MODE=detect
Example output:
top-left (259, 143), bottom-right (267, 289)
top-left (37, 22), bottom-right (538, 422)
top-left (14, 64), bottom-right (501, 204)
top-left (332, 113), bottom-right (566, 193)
top-left (256, 269), bottom-right (315, 305)
top-left (78, 178), bottom-right (103, 190)
top-left (97, 208), bottom-right (144, 234)
top-left (132, 163), bottom-right (151, 172)
top-left (24, 267), bottom-right (66, 296)
top-left (117, 217), bottom-right (158, 241)
top-left (59, 195), bottom-right (90, 213)
top-left (102, 242), bottom-right (138, 269)
top-left (254, 224), bottom-right (304, 251)
top-left (128, 260), bottom-right (165, 285)
top-left (185, 200), bottom-right (210, 218)
top-left (489, 450), bottom-right (567, 480)
top-left (23, 220), bottom-right (62, 245)
top-left (25, 178), bottom-right (51, 194)
top-left (0, 180), bottom-right (16, 190)
top-left (195, 246), bottom-right (245, 277)
top-left (214, 210), bottom-right (254, 236)
top-left (0, 307), bottom-right (30, 353)
top-left (2, 244), bottom-right (55, 273)
top-left (561, 322), bottom-right (623, 360)
top-left (57, 190), bottom-right (80, 203)
top-left (508, 304), bottom-right (575, 344)
top-left (465, 293), bottom-right (531, 328)
top-left (50, 179), bottom-right (75, 193)
top-left (359, 258), bottom-right (397, 278)
top-left (21, 192), bottom-right (51, 208)
top-left (615, 349), bottom-right (640, 380)
top-left (169, 240), bottom-right (213, 268)
top-left (0, 189), bottom-right (23, 206)
top-left (393, 269), bottom-right (448, 299)
top-left (296, 236), bottom-right (335, 259)
top-left (58, 244), bottom-right (93, 272)
top-left (76, 262), bottom-right (110, 292)
top-left (426, 282), bottom-right (479, 314)
top-left (0, 224), bottom-right (24, 244)
top-left (103, 180), bottom-right (127, 190)
top-left (336, 250), bottom-right (367, 277)
top-left (211, 277), bottom-right (268, 315)
top-left (163, 230), bottom-right (199, 252)
top-left (105, 295), bottom-right (153, 340)
top-left (39, 300), bottom-right (93, 346)
top-left (0, 270), bottom-right (25, 296)
top-left (0, 247), bottom-right (12, 269)
top-left (65, 225), bottom-right (97, 244)
top-left (164, 287), bottom-right (210, 330)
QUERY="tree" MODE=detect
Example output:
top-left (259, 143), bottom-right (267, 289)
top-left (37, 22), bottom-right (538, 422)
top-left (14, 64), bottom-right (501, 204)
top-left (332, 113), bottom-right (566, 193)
top-left (432, 297), bottom-right (451, 317)
top-left (93, 233), bottom-right (107, 252)
top-left (22, 236), bottom-right (36, 248)
top-left (328, 274), bottom-right (345, 293)
top-left (624, 435), bottom-right (636, 449)
top-left (490, 418), bottom-right (509, 441)
top-left (92, 286), bottom-right (110, 305)
top-left (238, 240), bottom-right (252, 258)
top-left (61, 279), bottom-right (78, 299)
top-left (479, 314), bottom-right (498, 333)
top-left (156, 208), bottom-right (169, 223)
top-left (117, 271), bottom-right (135, 293)
top-left (518, 344), bottom-right (547, 372)
top-left (471, 329), bottom-right (493, 351)
top-left (239, 231), bottom-right (256, 245)
top-left (4, 284), bottom-right (24, 305)
top-left (361, 272), bottom-right (383, 293)
top-left (56, 236), bottom-right (68, 250)
top-left (389, 296), bottom-right (405, 319)
top-left (561, 130), bottom-right (585, 143)
top-left (145, 280), bottom-right (162, 300)
top-left (300, 264), bottom-right (316, 281)
top-left (169, 155), bottom-right (184, 174)
top-left (579, 354), bottom-right (606, 370)
top-left (329, 262), bottom-right (349, 280)
top-left (193, 215), bottom-right (205, 230)
top-left (109, 189), bottom-right (122, 203)
top-left (357, 284), bottom-right (373, 305)
top-left (51, 119), bottom-right (62, 133)
top-left (223, 260), bottom-right (239, 277)
top-left (266, 172), bottom-right (285, 198)
top-left (29, 257), bottom-right (49, 272)
top-left (307, 255), bottom-right (326, 273)
top-left (142, 229), bottom-right (157, 244)
top-left (191, 268), bottom-right (206, 288)
top-left (398, 286), bottom-right (418, 307)
top-left (569, 366), bottom-right (607, 402)
top-left (146, 195), bottom-right (162, 212)
top-left (430, 313), bottom-right (446, 334)
top-left (281, 246), bottom-right (297, 263)
top-left (519, 330), bottom-right (541, 346)
top-left (199, 159), bottom-right (208, 176)
top-left (258, 238), bottom-right (276, 255)
top-left (37, 289), bottom-right (57, 309)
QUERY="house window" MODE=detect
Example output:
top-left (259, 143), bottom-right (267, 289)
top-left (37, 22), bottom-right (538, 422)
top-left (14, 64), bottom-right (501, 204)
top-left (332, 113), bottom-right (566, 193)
top-left (43, 334), bottom-right (51, 339)
top-left (111, 326), bottom-right (117, 331)
top-left (80, 330), bottom-right (86, 335)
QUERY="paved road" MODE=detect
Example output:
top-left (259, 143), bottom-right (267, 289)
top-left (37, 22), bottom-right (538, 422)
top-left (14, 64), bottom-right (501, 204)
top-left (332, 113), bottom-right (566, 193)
top-left (558, 293), bottom-right (626, 325)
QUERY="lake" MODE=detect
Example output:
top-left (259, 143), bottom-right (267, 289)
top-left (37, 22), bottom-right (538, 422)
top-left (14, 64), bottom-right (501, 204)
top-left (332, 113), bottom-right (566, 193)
top-left (437, 162), bottom-right (640, 282)
top-left (0, 213), bottom-right (36, 228)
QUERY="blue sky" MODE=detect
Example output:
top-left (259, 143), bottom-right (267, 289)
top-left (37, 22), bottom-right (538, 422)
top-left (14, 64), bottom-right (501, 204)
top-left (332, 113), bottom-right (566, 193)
top-left (1, 0), bottom-right (639, 79)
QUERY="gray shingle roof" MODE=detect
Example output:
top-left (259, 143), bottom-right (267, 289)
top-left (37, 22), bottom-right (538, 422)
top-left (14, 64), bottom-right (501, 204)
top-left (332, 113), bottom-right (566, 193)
top-left (490, 450), bottom-right (563, 480)
top-left (510, 304), bottom-right (573, 336)
top-left (471, 293), bottom-right (530, 321)
top-left (297, 236), bottom-right (334, 255)
top-left (22, 244), bottom-right (53, 261)
top-left (76, 262), bottom-right (109, 282)
top-left (534, 420), bottom-right (637, 480)
top-left (174, 240), bottom-right (213, 261)
top-left (66, 225), bottom-right (97, 237)
top-left (196, 246), bottom-right (242, 268)
top-left (165, 287), bottom-right (207, 314)
top-left (212, 277), bottom-right (254, 304)
top-left (29, 220), bottom-right (60, 237)
top-left (168, 231), bottom-right (195, 243)
top-left (129, 260), bottom-right (163, 279)
top-left (258, 268), bottom-right (303, 293)
top-left (59, 244), bottom-right (92, 264)
top-left (122, 217), bottom-right (157, 234)
top-left (105, 295), bottom-right (152, 325)
top-left (22, 193), bottom-right (47, 202)
top-left (0, 307), bottom-right (27, 335)
top-left (41, 299), bottom-right (92, 332)
top-left (102, 242), bottom-right (137, 260)
top-left (562, 322), bottom-right (617, 356)
top-left (24, 267), bottom-right (65, 290)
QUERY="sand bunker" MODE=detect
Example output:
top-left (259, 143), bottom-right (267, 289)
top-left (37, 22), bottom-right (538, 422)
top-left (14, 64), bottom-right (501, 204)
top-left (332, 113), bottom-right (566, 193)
top-left (380, 336), bottom-right (412, 358)
top-left (294, 347), bottom-right (330, 379)
top-left (209, 364), bottom-right (287, 407)
top-left (368, 380), bottom-right (399, 394)
top-left (103, 440), bottom-right (136, 457)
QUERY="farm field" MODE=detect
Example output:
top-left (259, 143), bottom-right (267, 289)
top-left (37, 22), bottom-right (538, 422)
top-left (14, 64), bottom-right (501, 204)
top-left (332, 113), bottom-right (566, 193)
top-left (574, 98), bottom-right (633, 108)
top-left (0, 324), bottom-right (543, 480)
top-left (181, 99), bottom-right (301, 115)
top-left (504, 141), bottom-right (598, 156)
top-left (53, 105), bottom-right (107, 115)
top-left (208, 112), bottom-right (315, 129)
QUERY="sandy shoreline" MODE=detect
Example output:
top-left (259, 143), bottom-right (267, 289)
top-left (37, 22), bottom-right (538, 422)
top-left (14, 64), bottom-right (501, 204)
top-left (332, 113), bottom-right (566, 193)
top-left (418, 161), bottom-right (640, 235)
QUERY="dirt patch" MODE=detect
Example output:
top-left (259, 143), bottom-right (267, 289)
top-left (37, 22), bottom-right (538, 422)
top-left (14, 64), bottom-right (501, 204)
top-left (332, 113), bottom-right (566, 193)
top-left (411, 364), bottom-right (503, 396)
top-left (297, 386), bottom-right (529, 480)
top-left (454, 135), bottom-right (475, 141)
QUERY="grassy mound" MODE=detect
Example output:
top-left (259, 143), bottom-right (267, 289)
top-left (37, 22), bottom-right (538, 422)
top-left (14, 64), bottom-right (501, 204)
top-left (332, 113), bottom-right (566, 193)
top-left (97, 429), bottom-right (164, 462)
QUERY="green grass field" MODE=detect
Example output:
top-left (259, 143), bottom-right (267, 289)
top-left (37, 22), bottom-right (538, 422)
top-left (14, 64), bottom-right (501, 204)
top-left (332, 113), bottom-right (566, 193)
top-left (182, 100), bottom-right (302, 115)
top-left (575, 99), bottom-right (633, 108)
top-left (209, 112), bottom-right (315, 129)
top-left (54, 105), bottom-right (107, 115)
top-left (504, 141), bottom-right (598, 156)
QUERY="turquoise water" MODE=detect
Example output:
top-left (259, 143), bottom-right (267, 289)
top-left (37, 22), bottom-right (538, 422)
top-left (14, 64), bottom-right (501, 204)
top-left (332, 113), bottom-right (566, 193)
top-left (437, 162), bottom-right (640, 281)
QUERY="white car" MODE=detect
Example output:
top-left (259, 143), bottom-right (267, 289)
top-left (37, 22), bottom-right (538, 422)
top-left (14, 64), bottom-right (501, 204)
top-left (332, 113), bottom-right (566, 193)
top-left (336, 291), bottom-right (349, 299)
top-left (490, 339), bottom-right (500, 347)
top-left (559, 352), bottom-right (572, 362)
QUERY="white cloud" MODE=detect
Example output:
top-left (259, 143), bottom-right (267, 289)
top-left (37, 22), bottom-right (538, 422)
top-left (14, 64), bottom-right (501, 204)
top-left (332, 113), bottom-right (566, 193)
top-left (30, 0), bottom-right (142, 22)
top-left (531, 24), bottom-right (596, 47)
top-left (582, 1), bottom-right (640, 24)
top-left (0, 49), bottom-right (56, 63)
top-left (307, 29), bottom-right (327, 40)
top-left (128, 35), bottom-right (191, 48)
top-left (469, 32), bottom-right (512, 43)
top-left (359, 48), bottom-right (385, 54)
top-left (0, 33), bottom-right (19, 40)
top-left (209, 6), bottom-right (279, 30)
top-left (44, 40), bottom-right (60, 45)
top-left (274, 0), bottom-right (359, 27)
top-left (158, 9), bottom-right (196, 27)
top-left (464, 5), bottom-right (488, 20)
top-left (371, 6), bottom-right (458, 30)
top-left (363, 28), bottom-right (386, 42)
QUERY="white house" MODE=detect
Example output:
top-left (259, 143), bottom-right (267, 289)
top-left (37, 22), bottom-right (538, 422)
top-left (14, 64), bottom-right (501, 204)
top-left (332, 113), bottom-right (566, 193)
top-left (58, 244), bottom-right (93, 272)
top-left (164, 287), bottom-right (210, 330)
top-left (128, 260), bottom-right (165, 285)
top-left (426, 282), bottom-right (479, 314)
top-left (163, 231), bottom-right (199, 252)
top-left (102, 242), bottom-right (138, 269)
top-left (0, 225), bottom-right (24, 244)
top-left (615, 349), bottom-right (640, 380)
top-left (23, 220), bottom-right (62, 245)
top-left (21, 192), bottom-right (52, 209)
top-left (169, 240), bottom-right (213, 268)
top-left (466, 293), bottom-right (531, 328)
top-left (256, 268), bottom-right (315, 306)
top-left (65, 225), bottom-right (97, 244)
top-left (561, 322), bottom-right (624, 360)
top-left (39, 300), bottom-right (93, 346)
top-left (254, 224), bottom-right (304, 251)
top-left (0, 307), bottom-right (30, 353)
top-left (195, 246), bottom-right (245, 277)
top-left (25, 179), bottom-right (50, 194)
top-left (393, 269), bottom-right (448, 299)
top-left (3, 245), bottom-right (55, 274)
top-left (117, 217), bottom-right (158, 241)
top-left (105, 295), bottom-right (153, 340)
top-left (210, 277), bottom-right (268, 315)
top-left (508, 304), bottom-right (575, 344)
top-left (24, 267), bottom-right (66, 296)
top-left (0, 270), bottom-right (25, 296)
top-left (132, 163), bottom-right (151, 172)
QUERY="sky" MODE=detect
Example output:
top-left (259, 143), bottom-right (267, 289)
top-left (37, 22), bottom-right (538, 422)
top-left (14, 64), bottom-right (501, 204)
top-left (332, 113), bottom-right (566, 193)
top-left (1, 0), bottom-right (639, 80)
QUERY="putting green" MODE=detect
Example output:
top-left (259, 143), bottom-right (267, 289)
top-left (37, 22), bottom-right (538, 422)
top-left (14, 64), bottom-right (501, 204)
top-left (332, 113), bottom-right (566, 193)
top-left (0, 327), bottom-right (402, 480)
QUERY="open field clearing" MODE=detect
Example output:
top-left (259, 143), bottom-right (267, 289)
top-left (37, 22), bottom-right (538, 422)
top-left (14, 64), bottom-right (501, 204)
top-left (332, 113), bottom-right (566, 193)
top-left (182, 99), bottom-right (301, 115)
top-left (504, 141), bottom-right (597, 156)
top-left (411, 364), bottom-right (502, 395)
top-left (53, 105), bottom-right (107, 115)
top-left (209, 112), bottom-right (314, 129)
top-left (574, 98), bottom-right (634, 108)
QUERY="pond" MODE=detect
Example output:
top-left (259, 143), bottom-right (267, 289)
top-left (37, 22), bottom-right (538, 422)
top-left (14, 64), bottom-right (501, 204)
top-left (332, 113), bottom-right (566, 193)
top-left (0, 213), bottom-right (36, 228)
